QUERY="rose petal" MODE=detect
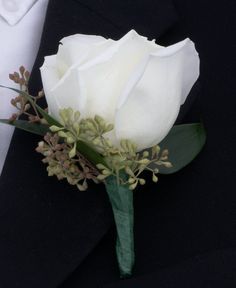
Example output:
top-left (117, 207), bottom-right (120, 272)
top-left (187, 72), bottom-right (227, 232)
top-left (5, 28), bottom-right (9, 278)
top-left (56, 34), bottom-right (113, 76)
top-left (49, 67), bottom-right (87, 120)
top-left (115, 38), bottom-right (199, 151)
top-left (74, 30), bottom-right (159, 123)
top-left (40, 36), bottom-right (113, 120)
top-left (40, 55), bottom-right (61, 118)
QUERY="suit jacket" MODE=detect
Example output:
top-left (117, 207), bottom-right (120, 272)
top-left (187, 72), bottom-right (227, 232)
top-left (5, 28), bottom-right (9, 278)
top-left (0, 0), bottom-right (236, 287)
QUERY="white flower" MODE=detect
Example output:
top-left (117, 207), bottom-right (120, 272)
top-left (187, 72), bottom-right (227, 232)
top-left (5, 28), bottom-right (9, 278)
top-left (40, 29), bottom-right (199, 151)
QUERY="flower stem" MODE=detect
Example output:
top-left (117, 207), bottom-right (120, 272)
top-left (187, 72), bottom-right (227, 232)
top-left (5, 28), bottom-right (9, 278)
top-left (105, 173), bottom-right (134, 278)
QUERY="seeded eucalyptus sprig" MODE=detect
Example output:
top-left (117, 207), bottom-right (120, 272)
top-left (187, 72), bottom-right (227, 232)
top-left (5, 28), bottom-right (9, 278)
top-left (97, 142), bottom-right (172, 190)
top-left (47, 108), bottom-right (172, 190)
top-left (8, 67), bottom-right (45, 123)
top-left (36, 132), bottom-right (99, 191)
top-left (2, 68), bottom-right (173, 192)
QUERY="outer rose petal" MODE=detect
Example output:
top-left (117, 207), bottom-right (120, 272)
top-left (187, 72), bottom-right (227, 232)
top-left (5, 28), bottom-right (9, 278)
top-left (41, 55), bottom-right (85, 120)
top-left (49, 67), bottom-right (85, 119)
top-left (40, 55), bottom-right (61, 118)
top-left (41, 36), bottom-right (114, 120)
top-left (115, 38), bottom-right (199, 151)
top-left (56, 34), bottom-right (113, 77)
top-left (74, 30), bottom-right (159, 123)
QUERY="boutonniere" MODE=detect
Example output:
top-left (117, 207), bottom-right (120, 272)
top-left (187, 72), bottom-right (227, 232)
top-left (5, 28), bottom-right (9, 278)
top-left (0, 30), bottom-right (205, 278)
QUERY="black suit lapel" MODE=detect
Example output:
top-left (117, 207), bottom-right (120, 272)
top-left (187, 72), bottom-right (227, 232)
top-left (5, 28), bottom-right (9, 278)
top-left (0, 0), bottom-right (178, 287)
top-left (75, 0), bottom-right (178, 38)
top-left (29, 0), bottom-right (178, 94)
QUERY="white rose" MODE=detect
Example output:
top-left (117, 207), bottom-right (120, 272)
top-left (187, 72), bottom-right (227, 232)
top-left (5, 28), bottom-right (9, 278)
top-left (40, 29), bottom-right (199, 151)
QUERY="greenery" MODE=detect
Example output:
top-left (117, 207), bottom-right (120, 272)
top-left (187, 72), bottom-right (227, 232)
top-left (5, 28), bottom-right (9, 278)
top-left (0, 66), bottom-right (207, 278)
top-left (0, 66), bottom-right (206, 192)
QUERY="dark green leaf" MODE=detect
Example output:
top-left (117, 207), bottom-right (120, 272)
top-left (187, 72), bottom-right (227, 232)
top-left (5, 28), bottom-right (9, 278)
top-left (0, 119), bottom-right (49, 136)
top-left (35, 104), bottom-right (62, 127)
top-left (155, 122), bottom-right (206, 174)
top-left (77, 141), bottom-right (108, 167)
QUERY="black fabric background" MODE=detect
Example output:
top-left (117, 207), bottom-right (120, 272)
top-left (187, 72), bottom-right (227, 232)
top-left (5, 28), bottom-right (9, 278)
top-left (0, 0), bottom-right (236, 287)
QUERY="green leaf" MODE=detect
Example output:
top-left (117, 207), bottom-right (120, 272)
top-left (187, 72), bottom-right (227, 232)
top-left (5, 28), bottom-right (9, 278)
top-left (0, 85), bottom-right (62, 127)
top-left (105, 173), bottom-right (134, 278)
top-left (77, 141), bottom-right (108, 167)
top-left (156, 122), bottom-right (206, 174)
top-left (35, 104), bottom-right (62, 127)
top-left (0, 119), bottom-right (49, 136)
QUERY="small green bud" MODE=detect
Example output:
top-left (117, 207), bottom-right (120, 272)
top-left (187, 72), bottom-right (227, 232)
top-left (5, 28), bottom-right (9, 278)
top-left (125, 166), bottom-right (135, 177)
top-left (152, 145), bottom-right (160, 157)
top-left (66, 136), bottom-right (75, 144)
top-left (86, 121), bottom-right (97, 132)
top-left (138, 158), bottom-right (150, 165)
top-left (94, 115), bottom-right (104, 123)
top-left (139, 178), bottom-right (146, 185)
top-left (102, 169), bottom-right (111, 176)
top-left (142, 151), bottom-right (149, 158)
top-left (96, 163), bottom-right (108, 170)
top-left (152, 174), bottom-right (158, 183)
top-left (106, 124), bottom-right (114, 132)
top-left (163, 162), bottom-right (173, 168)
top-left (59, 108), bottom-right (72, 124)
top-left (50, 125), bottom-right (63, 132)
top-left (129, 182), bottom-right (137, 190)
top-left (93, 137), bottom-right (101, 146)
top-left (154, 168), bottom-right (159, 174)
top-left (97, 174), bottom-right (107, 181)
top-left (72, 123), bottom-right (80, 134)
top-left (126, 141), bottom-right (136, 155)
top-left (40, 118), bottom-right (48, 125)
top-left (69, 143), bottom-right (77, 158)
top-left (77, 181), bottom-right (88, 191)
top-left (58, 131), bottom-right (68, 138)
top-left (128, 177), bottom-right (135, 184)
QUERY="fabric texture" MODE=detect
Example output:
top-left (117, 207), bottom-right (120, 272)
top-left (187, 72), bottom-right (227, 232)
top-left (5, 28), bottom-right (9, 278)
top-left (0, 0), bottom-right (48, 175)
top-left (0, 0), bottom-right (236, 287)
top-left (0, 0), bottom-right (38, 25)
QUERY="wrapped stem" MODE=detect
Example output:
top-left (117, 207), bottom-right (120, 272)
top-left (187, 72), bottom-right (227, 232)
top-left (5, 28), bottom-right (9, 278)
top-left (105, 174), bottom-right (134, 278)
